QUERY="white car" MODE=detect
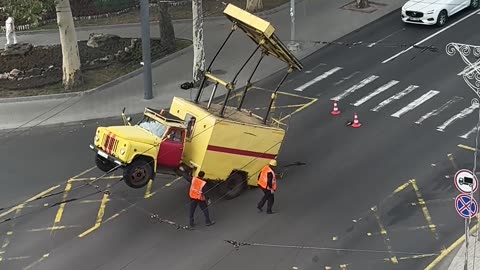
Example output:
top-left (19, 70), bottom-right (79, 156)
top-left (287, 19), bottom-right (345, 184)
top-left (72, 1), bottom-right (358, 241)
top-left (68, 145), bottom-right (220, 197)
top-left (401, 0), bottom-right (478, 26)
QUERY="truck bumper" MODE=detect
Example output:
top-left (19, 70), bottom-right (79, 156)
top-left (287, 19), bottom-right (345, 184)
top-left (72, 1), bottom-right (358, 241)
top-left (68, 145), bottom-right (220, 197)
top-left (90, 144), bottom-right (126, 166)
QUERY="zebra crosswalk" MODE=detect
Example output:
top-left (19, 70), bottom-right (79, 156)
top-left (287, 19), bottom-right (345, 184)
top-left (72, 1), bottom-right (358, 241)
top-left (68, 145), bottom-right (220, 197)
top-left (286, 64), bottom-right (480, 139)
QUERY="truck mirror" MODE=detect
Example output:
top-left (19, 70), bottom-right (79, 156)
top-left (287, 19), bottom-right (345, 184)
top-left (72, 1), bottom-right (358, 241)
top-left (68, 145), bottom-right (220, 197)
top-left (127, 117), bottom-right (132, 122)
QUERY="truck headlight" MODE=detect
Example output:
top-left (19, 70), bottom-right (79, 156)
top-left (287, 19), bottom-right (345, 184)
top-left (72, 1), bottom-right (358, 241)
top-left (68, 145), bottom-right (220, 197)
top-left (120, 148), bottom-right (126, 155)
top-left (95, 135), bottom-right (99, 142)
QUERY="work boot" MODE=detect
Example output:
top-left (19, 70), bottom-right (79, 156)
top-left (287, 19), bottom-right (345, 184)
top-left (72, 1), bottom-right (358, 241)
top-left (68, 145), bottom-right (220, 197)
top-left (266, 210), bottom-right (276, 214)
top-left (257, 206), bottom-right (263, 212)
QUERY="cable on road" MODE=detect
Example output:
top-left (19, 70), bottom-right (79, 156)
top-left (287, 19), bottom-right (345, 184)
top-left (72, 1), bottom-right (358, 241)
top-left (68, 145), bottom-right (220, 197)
top-left (282, 39), bottom-right (440, 53)
top-left (223, 239), bottom-right (441, 256)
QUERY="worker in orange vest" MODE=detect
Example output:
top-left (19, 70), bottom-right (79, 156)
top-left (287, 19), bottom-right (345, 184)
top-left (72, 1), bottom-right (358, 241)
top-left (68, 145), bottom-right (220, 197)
top-left (256, 159), bottom-right (277, 214)
top-left (179, 166), bottom-right (215, 227)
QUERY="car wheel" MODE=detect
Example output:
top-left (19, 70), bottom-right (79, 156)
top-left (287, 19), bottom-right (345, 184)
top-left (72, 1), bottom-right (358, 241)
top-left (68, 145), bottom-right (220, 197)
top-left (436, 10), bottom-right (447, 27)
top-left (123, 159), bottom-right (154, 189)
top-left (471, 0), bottom-right (479, 9)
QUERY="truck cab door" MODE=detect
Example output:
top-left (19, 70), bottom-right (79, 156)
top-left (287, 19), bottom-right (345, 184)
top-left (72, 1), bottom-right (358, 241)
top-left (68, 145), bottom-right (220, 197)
top-left (157, 128), bottom-right (185, 168)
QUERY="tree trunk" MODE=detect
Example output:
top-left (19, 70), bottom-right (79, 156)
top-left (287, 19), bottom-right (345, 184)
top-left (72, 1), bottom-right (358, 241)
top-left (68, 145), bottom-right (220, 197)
top-left (192, 0), bottom-right (205, 84)
top-left (356, 0), bottom-right (370, 9)
top-left (246, 0), bottom-right (263, 12)
top-left (56, 0), bottom-right (83, 90)
top-left (158, 0), bottom-right (175, 53)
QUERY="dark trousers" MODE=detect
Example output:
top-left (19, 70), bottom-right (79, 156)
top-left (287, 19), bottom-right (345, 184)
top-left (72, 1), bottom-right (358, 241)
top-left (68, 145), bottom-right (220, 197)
top-left (189, 199), bottom-right (211, 225)
top-left (257, 188), bottom-right (274, 212)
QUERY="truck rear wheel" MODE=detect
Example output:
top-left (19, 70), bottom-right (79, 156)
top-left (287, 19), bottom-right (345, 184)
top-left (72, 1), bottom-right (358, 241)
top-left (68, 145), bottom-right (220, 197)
top-left (95, 154), bottom-right (116, 173)
top-left (124, 159), bottom-right (154, 189)
top-left (222, 172), bottom-right (247, 200)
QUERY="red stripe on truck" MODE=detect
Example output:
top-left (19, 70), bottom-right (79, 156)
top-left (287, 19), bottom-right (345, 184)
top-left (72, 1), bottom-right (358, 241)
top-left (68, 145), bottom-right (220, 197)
top-left (206, 145), bottom-right (276, 159)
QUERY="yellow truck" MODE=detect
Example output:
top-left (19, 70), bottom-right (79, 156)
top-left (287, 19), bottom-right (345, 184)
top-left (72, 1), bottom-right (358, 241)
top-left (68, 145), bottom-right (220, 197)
top-left (89, 3), bottom-right (303, 199)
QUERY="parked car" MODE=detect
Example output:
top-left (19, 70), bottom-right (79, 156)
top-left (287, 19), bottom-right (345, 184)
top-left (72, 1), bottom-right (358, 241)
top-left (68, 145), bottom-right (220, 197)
top-left (401, 0), bottom-right (478, 26)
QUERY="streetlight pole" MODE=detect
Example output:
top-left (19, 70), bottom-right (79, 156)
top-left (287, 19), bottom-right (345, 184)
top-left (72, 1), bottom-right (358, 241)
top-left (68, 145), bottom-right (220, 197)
top-left (140, 0), bottom-right (153, 100)
top-left (287, 0), bottom-right (300, 52)
top-left (446, 42), bottom-right (480, 270)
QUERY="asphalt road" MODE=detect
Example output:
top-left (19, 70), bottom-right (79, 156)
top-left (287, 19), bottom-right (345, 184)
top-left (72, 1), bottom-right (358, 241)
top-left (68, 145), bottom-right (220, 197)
top-left (1, 8), bottom-right (480, 270)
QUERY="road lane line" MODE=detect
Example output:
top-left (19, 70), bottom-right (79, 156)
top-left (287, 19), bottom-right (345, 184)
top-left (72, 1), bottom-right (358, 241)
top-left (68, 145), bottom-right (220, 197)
top-left (23, 253), bottom-right (49, 270)
top-left (330, 75), bottom-right (379, 101)
top-left (294, 67), bottom-right (342, 91)
top-left (459, 126), bottom-right (478, 139)
top-left (370, 206), bottom-right (398, 264)
top-left (352, 80), bottom-right (399, 106)
top-left (391, 90), bottom-right (439, 118)
top-left (0, 185), bottom-right (60, 219)
top-left (28, 225), bottom-right (82, 232)
top-left (382, 9), bottom-right (480, 64)
top-left (436, 103), bottom-right (479, 132)
top-left (144, 179), bottom-right (154, 198)
top-left (279, 98), bottom-right (318, 122)
top-left (367, 28), bottom-right (405, 48)
top-left (78, 184), bottom-right (110, 238)
top-left (382, 253), bottom-right (437, 263)
top-left (367, 224), bottom-right (445, 236)
top-left (415, 96), bottom-right (463, 124)
top-left (410, 179), bottom-right (439, 240)
top-left (371, 85), bottom-right (419, 112)
top-left (458, 144), bottom-right (478, 151)
top-left (69, 175), bottom-right (122, 182)
top-left (51, 181), bottom-right (73, 234)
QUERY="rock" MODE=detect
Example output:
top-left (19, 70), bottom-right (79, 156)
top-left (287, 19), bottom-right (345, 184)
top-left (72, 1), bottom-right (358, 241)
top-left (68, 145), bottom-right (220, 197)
top-left (9, 69), bottom-right (21, 77)
top-left (1, 43), bottom-right (33, 56)
top-left (87, 33), bottom-right (121, 48)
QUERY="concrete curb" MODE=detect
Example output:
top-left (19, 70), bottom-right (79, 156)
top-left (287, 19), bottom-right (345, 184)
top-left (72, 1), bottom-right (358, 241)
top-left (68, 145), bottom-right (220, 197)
top-left (0, 39), bottom-right (193, 104)
top-left (14, 1), bottom-right (296, 35)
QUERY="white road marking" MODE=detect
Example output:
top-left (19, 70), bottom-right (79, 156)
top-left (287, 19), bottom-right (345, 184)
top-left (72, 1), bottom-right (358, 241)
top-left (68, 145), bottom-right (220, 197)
top-left (436, 103), bottom-right (479, 132)
top-left (330, 75), bottom-right (379, 101)
top-left (352, 80), bottom-right (399, 106)
top-left (333, 71), bottom-right (361, 86)
top-left (381, 9), bottom-right (480, 64)
top-left (294, 67), bottom-right (342, 91)
top-left (370, 85), bottom-right (419, 112)
top-left (367, 28), bottom-right (405, 48)
top-left (415, 96), bottom-right (463, 124)
top-left (460, 126), bottom-right (478, 139)
top-left (391, 90), bottom-right (440, 118)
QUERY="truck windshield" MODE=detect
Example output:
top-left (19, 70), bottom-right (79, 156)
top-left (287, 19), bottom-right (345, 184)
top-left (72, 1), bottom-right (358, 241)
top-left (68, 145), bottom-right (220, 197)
top-left (138, 117), bottom-right (167, 138)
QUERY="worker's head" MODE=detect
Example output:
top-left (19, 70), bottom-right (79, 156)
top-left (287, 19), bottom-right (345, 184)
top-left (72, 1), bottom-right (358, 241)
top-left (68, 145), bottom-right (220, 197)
top-left (269, 159), bottom-right (277, 167)
top-left (198, 171), bottom-right (205, 178)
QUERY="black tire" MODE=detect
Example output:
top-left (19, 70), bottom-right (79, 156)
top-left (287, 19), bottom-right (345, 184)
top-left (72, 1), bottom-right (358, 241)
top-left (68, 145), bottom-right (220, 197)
top-left (471, 0), bottom-right (479, 9)
top-left (123, 159), bottom-right (154, 189)
top-left (95, 154), bottom-right (116, 173)
top-left (222, 172), bottom-right (247, 200)
top-left (436, 10), bottom-right (447, 27)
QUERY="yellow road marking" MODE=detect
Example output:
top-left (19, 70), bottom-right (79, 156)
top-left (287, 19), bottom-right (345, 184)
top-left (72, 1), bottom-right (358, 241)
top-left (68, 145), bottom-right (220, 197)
top-left (149, 176), bottom-right (182, 196)
top-left (51, 181), bottom-right (73, 234)
top-left (279, 98), bottom-right (318, 122)
top-left (27, 225), bottom-right (82, 232)
top-left (367, 224), bottom-right (445, 236)
top-left (458, 144), bottom-right (478, 151)
top-left (410, 179), bottom-right (439, 240)
top-left (371, 206), bottom-right (398, 264)
top-left (0, 185), bottom-right (60, 219)
top-left (382, 253), bottom-right (437, 263)
top-left (23, 253), bottom-right (49, 270)
top-left (78, 185), bottom-right (110, 238)
top-left (249, 104), bottom-right (306, 110)
top-left (424, 220), bottom-right (480, 270)
top-left (0, 208), bottom-right (23, 260)
top-left (447, 153), bottom-right (458, 170)
top-left (144, 179), bottom-right (154, 198)
top-left (69, 175), bottom-right (122, 182)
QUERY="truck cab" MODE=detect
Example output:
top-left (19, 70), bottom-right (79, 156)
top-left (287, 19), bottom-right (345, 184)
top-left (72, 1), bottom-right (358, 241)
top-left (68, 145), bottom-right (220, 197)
top-left (90, 108), bottom-right (187, 188)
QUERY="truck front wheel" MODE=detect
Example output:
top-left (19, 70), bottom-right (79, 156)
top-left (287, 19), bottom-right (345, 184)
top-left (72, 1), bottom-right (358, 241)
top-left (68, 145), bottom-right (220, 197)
top-left (222, 172), bottom-right (247, 200)
top-left (124, 159), bottom-right (154, 189)
top-left (95, 154), bottom-right (116, 173)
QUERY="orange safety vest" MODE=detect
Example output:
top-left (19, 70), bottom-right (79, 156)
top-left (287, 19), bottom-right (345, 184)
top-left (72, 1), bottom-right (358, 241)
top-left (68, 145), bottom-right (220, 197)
top-left (258, 165), bottom-right (276, 191)
top-left (189, 177), bottom-right (206, 201)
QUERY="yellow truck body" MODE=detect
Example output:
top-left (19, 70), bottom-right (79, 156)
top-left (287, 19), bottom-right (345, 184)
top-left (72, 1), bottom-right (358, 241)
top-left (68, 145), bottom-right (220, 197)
top-left (169, 97), bottom-right (285, 186)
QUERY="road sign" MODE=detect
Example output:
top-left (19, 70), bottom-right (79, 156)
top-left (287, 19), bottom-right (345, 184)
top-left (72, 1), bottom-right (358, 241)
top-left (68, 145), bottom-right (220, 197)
top-left (455, 194), bottom-right (479, 219)
top-left (454, 169), bottom-right (478, 193)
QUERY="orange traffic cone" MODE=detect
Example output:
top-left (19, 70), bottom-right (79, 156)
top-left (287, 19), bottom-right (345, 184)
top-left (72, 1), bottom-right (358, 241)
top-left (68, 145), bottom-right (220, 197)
top-left (351, 112), bottom-right (362, 128)
top-left (331, 101), bottom-right (341, 115)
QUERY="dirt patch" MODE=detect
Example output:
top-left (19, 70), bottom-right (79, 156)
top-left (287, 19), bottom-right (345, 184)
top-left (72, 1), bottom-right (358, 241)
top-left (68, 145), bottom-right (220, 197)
top-left (0, 37), bottom-right (191, 97)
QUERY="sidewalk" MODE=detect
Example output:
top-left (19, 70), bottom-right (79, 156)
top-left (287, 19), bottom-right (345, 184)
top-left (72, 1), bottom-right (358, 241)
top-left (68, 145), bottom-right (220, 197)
top-left (0, 0), bottom-right (407, 131)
